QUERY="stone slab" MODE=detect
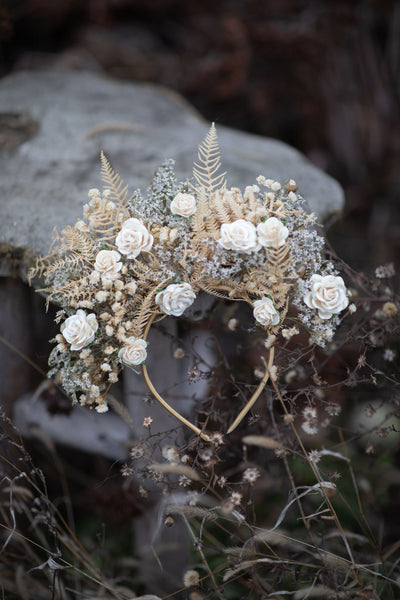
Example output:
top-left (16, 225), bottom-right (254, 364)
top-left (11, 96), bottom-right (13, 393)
top-left (13, 394), bottom-right (132, 460)
top-left (0, 69), bottom-right (344, 279)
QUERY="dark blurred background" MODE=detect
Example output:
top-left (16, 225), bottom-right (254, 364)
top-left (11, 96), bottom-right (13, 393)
top-left (1, 0), bottom-right (399, 274)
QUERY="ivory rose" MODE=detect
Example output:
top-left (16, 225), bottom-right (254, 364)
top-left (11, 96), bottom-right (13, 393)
top-left (303, 274), bottom-right (348, 319)
top-left (93, 249), bottom-right (122, 279)
top-left (253, 297), bottom-right (280, 327)
top-left (257, 217), bottom-right (289, 248)
top-left (118, 337), bottom-right (148, 366)
top-left (170, 192), bottom-right (197, 217)
top-left (61, 310), bottom-right (98, 351)
top-left (155, 282), bottom-right (196, 316)
top-left (115, 218), bottom-right (153, 258)
top-left (218, 219), bottom-right (261, 253)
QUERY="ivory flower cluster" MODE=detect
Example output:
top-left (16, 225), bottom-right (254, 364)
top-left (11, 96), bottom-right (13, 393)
top-left (32, 125), bottom-right (349, 414)
top-left (218, 217), bottom-right (289, 253)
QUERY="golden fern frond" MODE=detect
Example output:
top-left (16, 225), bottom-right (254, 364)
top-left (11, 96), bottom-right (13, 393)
top-left (243, 185), bottom-right (259, 214)
top-left (133, 290), bottom-right (163, 338)
top-left (242, 244), bottom-right (296, 308)
top-left (189, 246), bottom-right (210, 281)
top-left (242, 278), bottom-right (272, 298)
top-left (87, 213), bottom-right (129, 243)
top-left (28, 257), bottom-right (51, 283)
top-left (28, 225), bottom-right (96, 284)
top-left (191, 189), bottom-right (209, 237)
top-left (128, 254), bottom-right (162, 284)
top-left (44, 257), bottom-right (73, 278)
top-left (197, 282), bottom-right (237, 301)
top-left (270, 285), bottom-right (292, 309)
top-left (191, 189), bottom-right (223, 239)
top-left (264, 244), bottom-right (293, 279)
top-left (224, 189), bottom-right (246, 220)
top-left (48, 227), bottom-right (62, 253)
top-left (61, 226), bottom-right (98, 259)
top-left (100, 151), bottom-right (129, 206)
top-left (210, 190), bottom-right (232, 226)
top-left (204, 211), bottom-right (223, 239)
top-left (193, 123), bottom-right (226, 195)
top-left (45, 254), bottom-right (92, 278)
top-left (38, 277), bottom-right (91, 310)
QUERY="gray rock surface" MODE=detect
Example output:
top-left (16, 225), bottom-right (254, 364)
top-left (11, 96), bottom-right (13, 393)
top-left (13, 393), bottom-right (132, 459)
top-left (0, 69), bottom-right (344, 278)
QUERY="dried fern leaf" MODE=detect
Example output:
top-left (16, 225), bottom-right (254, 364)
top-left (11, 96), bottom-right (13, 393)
top-left (224, 189), bottom-right (246, 220)
top-left (197, 285), bottom-right (232, 301)
top-left (44, 256), bottom-right (79, 278)
top-left (191, 190), bottom-right (209, 237)
top-left (243, 185), bottom-right (259, 213)
top-left (198, 281), bottom-right (245, 302)
top-left (38, 277), bottom-right (90, 310)
top-left (48, 227), bottom-right (63, 253)
top-left (132, 288), bottom-right (164, 337)
top-left (28, 257), bottom-right (50, 283)
top-left (193, 123), bottom-right (226, 194)
top-left (128, 254), bottom-right (163, 285)
top-left (100, 151), bottom-right (129, 206)
top-left (210, 190), bottom-right (232, 225)
top-left (61, 226), bottom-right (98, 260)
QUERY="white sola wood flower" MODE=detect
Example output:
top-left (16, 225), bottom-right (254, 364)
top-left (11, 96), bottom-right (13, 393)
top-left (170, 192), bottom-right (197, 217)
top-left (61, 309), bottom-right (98, 350)
top-left (257, 217), bottom-right (289, 248)
top-left (304, 274), bottom-right (348, 319)
top-left (115, 218), bottom-right (153, 258)
top-left (253, 297), bottom-right (280, 326)
top-left (118, 337), bottom-right (148, 366)
top-left (156, 282), bottom-right (196, 316)
top-left (93, 249), bottom-right (122, 279)
top-left (218, 219), bottom-right (261, 253)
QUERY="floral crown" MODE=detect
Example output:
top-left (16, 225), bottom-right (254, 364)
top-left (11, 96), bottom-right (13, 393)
top-left (30, 124), bottom-right (349, 441)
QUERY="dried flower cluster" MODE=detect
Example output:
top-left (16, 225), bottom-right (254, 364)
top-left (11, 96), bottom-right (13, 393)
top-left (30, 124), bottom-right (349, 427)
